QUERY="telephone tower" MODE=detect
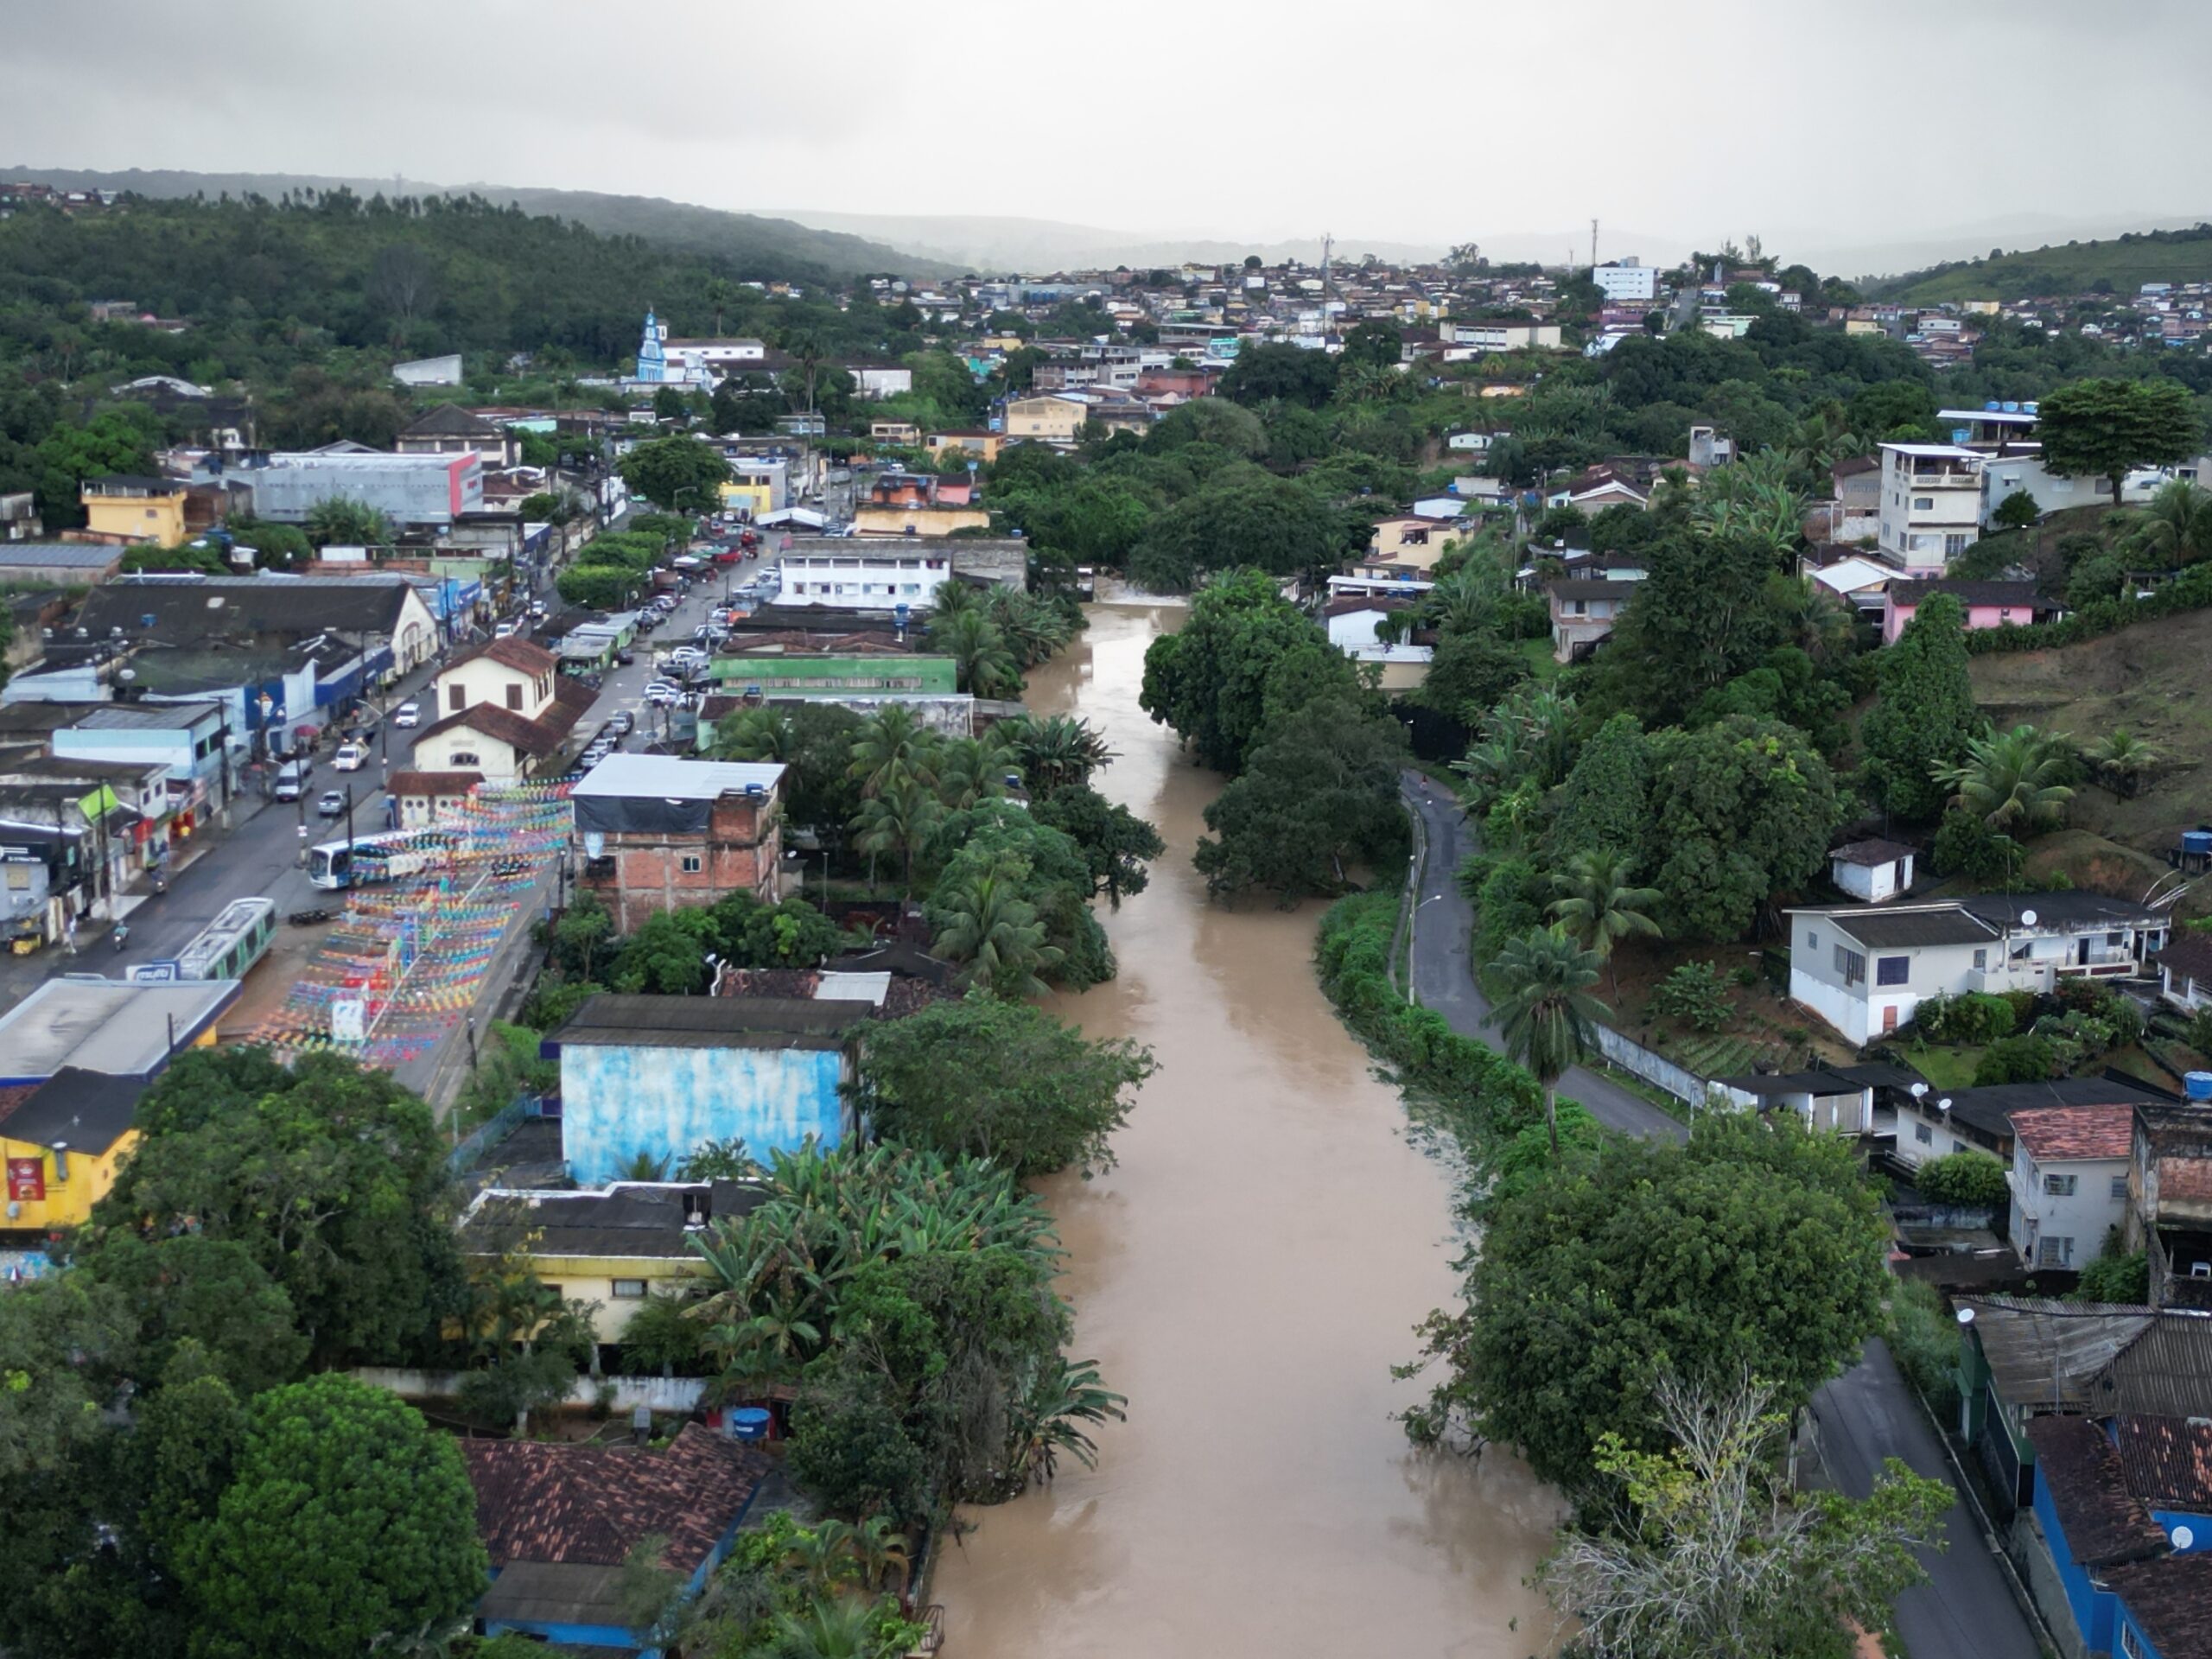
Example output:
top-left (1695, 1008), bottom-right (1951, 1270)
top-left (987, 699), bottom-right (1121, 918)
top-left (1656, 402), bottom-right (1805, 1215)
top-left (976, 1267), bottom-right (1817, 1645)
top-left (1590, 218), bottom-right (1599, 273)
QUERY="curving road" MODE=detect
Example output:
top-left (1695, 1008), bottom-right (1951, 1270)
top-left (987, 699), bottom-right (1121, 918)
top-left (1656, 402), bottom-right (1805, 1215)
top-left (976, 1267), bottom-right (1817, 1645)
top-left (1399, 772), bottom-right (2047, 1659)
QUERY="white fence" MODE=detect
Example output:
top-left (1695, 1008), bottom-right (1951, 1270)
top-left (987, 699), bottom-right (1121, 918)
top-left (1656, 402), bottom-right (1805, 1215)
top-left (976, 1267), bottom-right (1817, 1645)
top-left (1590, 1023), bottom-right (1713, 1108)
top-left (350, 1366), bottom-right (707, 1414)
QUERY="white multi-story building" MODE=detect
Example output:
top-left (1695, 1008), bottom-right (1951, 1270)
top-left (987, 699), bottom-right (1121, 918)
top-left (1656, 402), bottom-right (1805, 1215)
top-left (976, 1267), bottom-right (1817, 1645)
top-left (1878, 443), bottom-right (1985, 573)
top-left (1591, 261), bottom-right (1657, 304)
top-left (2008, 1104), bottom-right (2134, 1270)
top-left (772, 550), bottom-right (952, 610)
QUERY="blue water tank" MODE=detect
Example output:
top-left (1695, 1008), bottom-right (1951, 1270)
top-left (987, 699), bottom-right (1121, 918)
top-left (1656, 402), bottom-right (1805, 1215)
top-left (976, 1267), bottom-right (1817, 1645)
top-left (2183, 830), bottom-right (2212, 856)
top-left (2187, 1072), bottom-right (2212, 1103)
top-left (728, 1408), bottom-right (772, 1441)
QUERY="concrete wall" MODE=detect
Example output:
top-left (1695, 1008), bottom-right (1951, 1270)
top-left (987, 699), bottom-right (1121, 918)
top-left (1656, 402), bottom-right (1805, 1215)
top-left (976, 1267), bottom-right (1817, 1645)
top-left (2009, 1149), bottom-right (2128, 1268)
top-left (562, 1042), bottom-right (848, 1184)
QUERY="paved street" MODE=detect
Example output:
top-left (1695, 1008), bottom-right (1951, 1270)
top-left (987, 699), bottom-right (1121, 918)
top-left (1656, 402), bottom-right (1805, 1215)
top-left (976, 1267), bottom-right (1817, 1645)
top-left (0, 543), bottom-right (759, 1109)
top-left (1398, 772), bottom-right (2044, 1659)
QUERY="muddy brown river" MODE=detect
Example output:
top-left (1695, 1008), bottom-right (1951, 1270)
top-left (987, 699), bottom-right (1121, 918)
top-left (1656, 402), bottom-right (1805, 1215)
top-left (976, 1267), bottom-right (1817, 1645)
top-left (931, 603), bottom-right (1563, 1657)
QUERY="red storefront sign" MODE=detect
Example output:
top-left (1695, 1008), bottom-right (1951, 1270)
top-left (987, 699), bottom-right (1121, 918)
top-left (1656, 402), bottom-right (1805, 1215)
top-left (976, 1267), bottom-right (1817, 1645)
top-left (5, 1157), bottom-right (44, 1203)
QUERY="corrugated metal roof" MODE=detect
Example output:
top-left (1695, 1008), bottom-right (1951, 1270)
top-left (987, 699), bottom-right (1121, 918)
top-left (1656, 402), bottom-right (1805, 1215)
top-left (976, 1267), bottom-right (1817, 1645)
top-left (569, 753), bottom-right (785, 801)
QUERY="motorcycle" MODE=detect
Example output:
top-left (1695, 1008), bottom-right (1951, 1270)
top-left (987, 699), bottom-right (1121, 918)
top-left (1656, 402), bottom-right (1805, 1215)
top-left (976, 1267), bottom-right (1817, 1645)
top-left (111, 923), bottom-right (130, 953)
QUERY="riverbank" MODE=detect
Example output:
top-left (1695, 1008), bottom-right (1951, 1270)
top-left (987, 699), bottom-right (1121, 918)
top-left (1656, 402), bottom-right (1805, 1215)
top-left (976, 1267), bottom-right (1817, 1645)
top-left (930, 603), bottom-right (1561, 1659)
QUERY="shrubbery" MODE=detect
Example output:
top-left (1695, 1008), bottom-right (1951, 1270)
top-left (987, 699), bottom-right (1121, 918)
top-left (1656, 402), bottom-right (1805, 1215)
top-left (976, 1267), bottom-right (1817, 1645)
top-left (1963, 560), bottom-right (2212, 654)
top-left (1649, 961), bottom-right (1732, 1032)
top-left (1915, 1151), bottom-right (2008, 1208)
top-left (1910, 991), bottom-right (2017, 1046)
top-left (1974, 1033), bottom-right (2056, 1084)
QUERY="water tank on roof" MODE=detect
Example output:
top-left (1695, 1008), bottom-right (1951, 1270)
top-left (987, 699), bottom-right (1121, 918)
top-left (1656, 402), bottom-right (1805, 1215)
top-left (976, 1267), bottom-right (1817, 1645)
top-left (2002, 401), bottom-right (2020, 413)
top-left (728, 1408), bottom-right (772, 1441)
top-left (2183, 830), bottom-right (2212, 856)
top-left (1985, 400), bottom-right (2001, 410)
top-left (2186, 1071), bottom-right (2212, 1103)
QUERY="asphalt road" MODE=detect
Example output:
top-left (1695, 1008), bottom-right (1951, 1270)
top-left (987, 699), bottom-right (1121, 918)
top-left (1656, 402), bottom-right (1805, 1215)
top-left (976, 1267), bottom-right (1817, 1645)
top-left (2, 551), bottom-right (755, 1107)
top-left (1398, 772), bottom-right (2044, 1659)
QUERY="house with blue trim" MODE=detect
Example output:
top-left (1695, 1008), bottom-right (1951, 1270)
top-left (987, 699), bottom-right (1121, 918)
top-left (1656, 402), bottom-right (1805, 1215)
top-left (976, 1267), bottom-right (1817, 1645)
top-left (463, 1422), bottom-right (769, 1653)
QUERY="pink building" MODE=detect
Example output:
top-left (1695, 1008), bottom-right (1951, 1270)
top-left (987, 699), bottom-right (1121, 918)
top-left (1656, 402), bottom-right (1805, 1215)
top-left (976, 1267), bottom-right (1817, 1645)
top-left (1880, 578), bottom-right (2057, 645)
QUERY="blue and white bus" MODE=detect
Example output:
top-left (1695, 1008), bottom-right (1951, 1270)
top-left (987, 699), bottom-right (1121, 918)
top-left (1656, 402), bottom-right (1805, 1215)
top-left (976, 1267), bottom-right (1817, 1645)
top-left (308, 829), bottom-right (461, 891)
top-left (127, 897), bottom-right (276, 984)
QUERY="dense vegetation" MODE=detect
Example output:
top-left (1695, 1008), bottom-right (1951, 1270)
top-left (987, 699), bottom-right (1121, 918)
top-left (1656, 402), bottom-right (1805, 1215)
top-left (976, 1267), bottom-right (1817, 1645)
top-left (1879, 222), bottom-right (2212, 303)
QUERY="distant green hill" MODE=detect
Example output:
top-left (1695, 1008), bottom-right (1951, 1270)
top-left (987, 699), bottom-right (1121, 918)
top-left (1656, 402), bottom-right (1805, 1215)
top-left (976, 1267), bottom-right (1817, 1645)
top-left (1878, 224), bottom-right (2212, 303)
top-left (0, 165), bottom-right (955, 283)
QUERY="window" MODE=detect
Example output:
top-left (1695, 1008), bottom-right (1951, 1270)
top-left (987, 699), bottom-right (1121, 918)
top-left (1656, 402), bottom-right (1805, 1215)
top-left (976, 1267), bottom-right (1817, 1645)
top-left (448, 750), bottom-right (480, 767)
top-left (2044, 1173), bottom-right (2077, 1197)
top-left (1808, 931), bottom-right (1819, 952)
top-left (2036, 1236), bottom-right (2075, 1268)
top-left (1915, 1122), bottom-right (1933, 1146)
top-left (504, 683), bottom-right (523, 709)
top-left (1913, 495), bottom-right (1935, 512)
top-left (610, 1279), bottom-right (647, 1299)
top-left (679, 854), bottom-right (703, 874)
top-left (1876, 956), bottom-right (1910, 987)
top-left (2123, 1618), bottom-right (2148, 1659)
top-left (1834, 944), bottom-right (1866, 986)
top-left (448, 684), bottom-right (465, 712)
top-left (2111, 1174), bottom-right (2131, 1202)
top-left (1945, 533), bottom-right (1972, 556)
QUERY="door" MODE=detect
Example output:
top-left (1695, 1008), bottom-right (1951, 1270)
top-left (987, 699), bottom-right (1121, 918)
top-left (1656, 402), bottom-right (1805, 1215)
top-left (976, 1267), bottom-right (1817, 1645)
top-left (1881, 1004), bottom-right (1900, 1033)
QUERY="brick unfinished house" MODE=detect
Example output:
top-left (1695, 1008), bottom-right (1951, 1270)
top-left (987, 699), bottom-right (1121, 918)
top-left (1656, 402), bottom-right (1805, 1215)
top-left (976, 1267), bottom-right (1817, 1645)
top-left (569, 754), bottom-right (785, 930)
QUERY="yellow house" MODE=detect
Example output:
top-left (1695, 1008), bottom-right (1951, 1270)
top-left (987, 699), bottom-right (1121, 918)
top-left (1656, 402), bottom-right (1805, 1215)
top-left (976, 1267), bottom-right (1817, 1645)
top-left (868, 421), bottom-right (922, 447)
top-left (1363, 517), bottom-right (1455, 573)
top-left (0, 1069), bottom-right (149, 1230)
top-left (999, 393), bottom-right (1085, 444)
top-left (719, 478), bottom-right (773, 517)
top-left (925, 430), bottom-right (1002, 464)
top-left (460, 1182), bottom-right (738, 1342)
top-left (852, 504), bottom-right (991, 537)
top-left (81, 474), bottom-right (187, 544)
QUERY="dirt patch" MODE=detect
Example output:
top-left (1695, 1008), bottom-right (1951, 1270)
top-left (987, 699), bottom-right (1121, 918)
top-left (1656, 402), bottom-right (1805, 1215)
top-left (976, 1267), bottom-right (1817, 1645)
top-left (1969, 607), bottom-right (2212, 887)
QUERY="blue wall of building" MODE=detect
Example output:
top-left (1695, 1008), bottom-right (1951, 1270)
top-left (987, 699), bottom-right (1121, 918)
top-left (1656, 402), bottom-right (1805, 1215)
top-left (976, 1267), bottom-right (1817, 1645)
top-left (2033, 1470), bottom-right (2120, 1652)
top-left (562, 1043), bottom-right (848, 1184)
top-left (2150, 1507), bottom-right (2212, 1553)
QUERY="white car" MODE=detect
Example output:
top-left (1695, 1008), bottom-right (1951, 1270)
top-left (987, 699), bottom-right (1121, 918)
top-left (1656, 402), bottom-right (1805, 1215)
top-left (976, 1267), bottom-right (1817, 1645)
top-left (392, 701), bottom-right (421, 728)
top-left (332, 743), bottom-right (367, 772)
top-left (643, 681), bottom-right (682, 706)
top-left (494, 620), bottom-right (521, 639)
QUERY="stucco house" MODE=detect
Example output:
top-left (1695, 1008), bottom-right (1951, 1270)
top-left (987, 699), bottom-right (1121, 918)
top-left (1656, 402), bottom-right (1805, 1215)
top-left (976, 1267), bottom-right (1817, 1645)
top-left (2151, 932), bottom-right (2212, 1014)
top-left (1545, 577), bottom-right (1638, 662)
top-left (570, 754), bottom-right (786, 930)
top-left (547, 995), bottom-right (872, 1185)
top-left (2009, 1103), bottom-right (2137, 1269)
top-left (1880, 577), bottom-right (2059, 645)
top-left (1787, 893), bottom-right (2168, 1046)
top-left (413, 637), bottom-right (589, 782)
top-left (1829, 838), bottom-right (1916, 903)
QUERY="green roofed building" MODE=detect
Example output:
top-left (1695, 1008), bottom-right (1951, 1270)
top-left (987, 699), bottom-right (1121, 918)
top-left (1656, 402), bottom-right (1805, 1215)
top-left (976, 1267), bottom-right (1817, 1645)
top-left (705, 654), bottom-right (959, 695)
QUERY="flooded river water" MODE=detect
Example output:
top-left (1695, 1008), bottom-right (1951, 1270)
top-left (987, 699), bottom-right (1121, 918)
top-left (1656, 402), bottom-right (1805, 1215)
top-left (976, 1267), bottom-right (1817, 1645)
top-left (931, 603), bottom-right (1563, 1657)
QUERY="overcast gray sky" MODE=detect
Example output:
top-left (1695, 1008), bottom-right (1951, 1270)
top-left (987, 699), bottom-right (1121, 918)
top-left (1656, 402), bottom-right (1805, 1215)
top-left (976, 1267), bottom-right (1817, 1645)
top-left (6, 0), bottom-right (2209, 266)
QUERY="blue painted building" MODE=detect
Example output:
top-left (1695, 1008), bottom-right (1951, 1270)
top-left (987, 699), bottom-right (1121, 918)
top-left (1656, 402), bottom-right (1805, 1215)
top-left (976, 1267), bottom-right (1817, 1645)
top-left (2024, 1415), bottom-right (2170, 1655)
top-left (546, 995), bottom-right (871, 1185)
top-left (2106, 1554), bottom-right (2212, 1658)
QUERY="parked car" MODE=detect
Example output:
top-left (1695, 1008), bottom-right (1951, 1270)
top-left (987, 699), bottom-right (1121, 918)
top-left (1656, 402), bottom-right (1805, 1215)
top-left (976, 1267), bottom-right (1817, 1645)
top-left (392, 700), bottom-right (421, 728)
top-left (494, 620), bottom-right (521, 639)
top-left (643, 680), bottom-right (682, 705)
top-left (315, 790), bottom-right (346, 818)
top-left (614, 648), bottom-right (635, 666)
top-left (332, 743), bottom-right (367, 772)
top-left (607, 711), bottom-right (635, 735)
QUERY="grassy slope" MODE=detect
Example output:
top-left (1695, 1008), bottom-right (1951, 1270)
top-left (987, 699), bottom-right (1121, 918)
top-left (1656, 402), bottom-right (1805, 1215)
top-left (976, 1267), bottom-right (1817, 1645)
top-left (0, 165), bottom-right (955, 281)
top-left (1880, 226), bottom-right (2212, 302)
top-left (1968, 606), bottom-right (2212, 910)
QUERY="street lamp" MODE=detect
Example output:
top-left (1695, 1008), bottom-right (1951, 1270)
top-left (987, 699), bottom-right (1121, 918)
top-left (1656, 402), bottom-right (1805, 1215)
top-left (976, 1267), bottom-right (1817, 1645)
top-left (465, 1014), bottom-right (479, 1071)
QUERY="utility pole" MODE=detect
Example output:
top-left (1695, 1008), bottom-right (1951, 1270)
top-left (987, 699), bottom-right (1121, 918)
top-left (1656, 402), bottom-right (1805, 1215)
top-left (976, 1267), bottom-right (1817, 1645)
top-left (1590, 218), bottom-right (1599, 274)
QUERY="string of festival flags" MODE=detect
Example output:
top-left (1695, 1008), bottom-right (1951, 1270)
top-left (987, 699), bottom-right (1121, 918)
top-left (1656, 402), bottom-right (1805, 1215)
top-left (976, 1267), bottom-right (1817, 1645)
top-left (256, 786), bottom-right (576, 1069)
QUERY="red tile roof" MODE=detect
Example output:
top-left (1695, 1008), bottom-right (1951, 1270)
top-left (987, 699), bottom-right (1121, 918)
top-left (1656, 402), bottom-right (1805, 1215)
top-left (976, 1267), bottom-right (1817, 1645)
top-left (463, 1422), bottom-right (768, 1573)
top-left (417, 677), bottom-right (592, 759)
top-left (388, 769), bottom-right (483, 797)
top-left (2162, 1157), bottom-right (2212, 1204)
top-left (2012, 1103), bottom-right (2135, 1162)
top-left (442, 635), bottom-right (561, 678)
top-left (2112, 1414), bottom-right (2212, 1512)
top-left (2103, 1555), bottom-right (2212, 1659)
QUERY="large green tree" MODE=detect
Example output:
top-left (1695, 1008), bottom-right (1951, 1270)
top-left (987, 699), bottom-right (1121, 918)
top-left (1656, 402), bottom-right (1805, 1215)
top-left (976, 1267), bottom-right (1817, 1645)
top-left (1129, 474), bottom-right (1352, 594)
top-left (29, 406), bottom-right (158, 529)
top-left (2035, 376), bottom-right (2201, 510)
top-left (89, 1050), bottom-right (463, 1369)
top-left (181, 1375), bottom-right (486, 1659)
top-left (1643, 716), bottom-right (1840, 943)
top-left (617, 434), bottom-right (733, 511)
top-left (1407, 1116), bottom-right (1890, 1492)
top-left (1859, 590), bottom-right (1978, 822)
top-left (1585, 531), bottom-right (1791, 727)
top-left (1194, 694), bottom-right (1408, 899)
top-left (1141, 569), bottom-right (1359, 772)
top-left (859, 996), bottom-right (1155, 1175)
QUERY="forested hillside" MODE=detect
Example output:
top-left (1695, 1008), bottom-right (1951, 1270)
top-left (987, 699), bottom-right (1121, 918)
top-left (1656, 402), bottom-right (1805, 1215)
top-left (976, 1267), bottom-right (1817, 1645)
top-left (1878, 223), bottom-right (2212, 302)
top-left (2, 165), bottom-right (947, 283)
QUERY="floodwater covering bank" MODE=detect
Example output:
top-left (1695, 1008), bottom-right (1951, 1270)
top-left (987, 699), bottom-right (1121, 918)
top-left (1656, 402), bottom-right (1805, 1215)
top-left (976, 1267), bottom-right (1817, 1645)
top-left (931, 602), bottom-right (1563, 1657)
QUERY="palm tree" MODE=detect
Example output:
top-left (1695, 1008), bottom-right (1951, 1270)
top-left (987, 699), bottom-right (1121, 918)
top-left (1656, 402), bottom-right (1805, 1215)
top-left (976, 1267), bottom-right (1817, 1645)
top-left (996, 714), bottom-right (1114, 795)
top-left (2130, 479), bottom-right (2212, 566)
top-left (931, 858), bottom-right (1062, 996)
top-left (1547, 851), bottom-right (1663, 995)
top-left (2082, 728), bottom-right (2162, 798)
top-left (985, 588), bottom-right (1073, 666)
top-left (850, 778), bottom-right (944, 895)
top-left (782, 1522), bottom-right (863, 1595)
top-left (848, 1514), bottom-right (912, 1596)
top-left (1933, 723), bottom-right (2075, 832)
top-left (933, 736), bottom-right (1007, 811)
top-left (928, 607), bottom-right (1022, 696)
top-left (769, 1594), bottom-right (881, 1659)
top-left (846, 705), bottom-right (939, 800)
top-left (1006, 1358), bottom-right (1128, 1487)
top-left (711, 704), bottom-right (793, 763)
top-left (1489, 926), bottom-right (1606, 1158)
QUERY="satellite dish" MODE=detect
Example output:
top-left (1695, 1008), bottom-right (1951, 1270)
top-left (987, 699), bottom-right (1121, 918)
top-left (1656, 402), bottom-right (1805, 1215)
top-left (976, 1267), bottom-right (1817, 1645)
top-left (2019, 908), bottom-right (2038, 928)
top-left (2175, 1525), bottom-right (2196, 1551)
top-left (1956, 1307), bottom-right (1976, 1326)
top-left (1938, 1098), bottom-right (1954, 1113)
